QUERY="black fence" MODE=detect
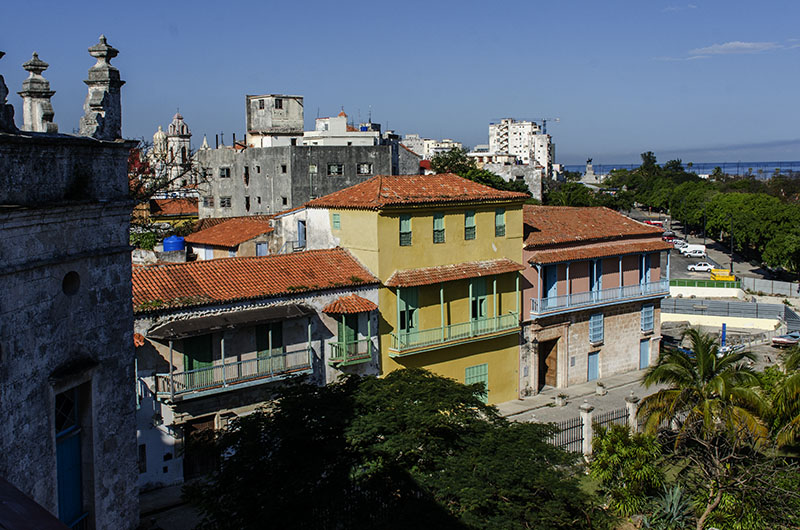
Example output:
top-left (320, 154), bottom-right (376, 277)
top-left (549, 416), bottom-right (583, 453)
top-left (594, 407), bottom-right (629, 430)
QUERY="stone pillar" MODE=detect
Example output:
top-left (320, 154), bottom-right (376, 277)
top-left (0, 51), bottom-right (19, 133)
top-left (625, 391), bottom-right (640, 432)
top-left (579, 400), bottom-right (594, 456)
top-left (18, 53), bottom-right (57, 133)
top-left (79, 35), bottom-right (125, 140)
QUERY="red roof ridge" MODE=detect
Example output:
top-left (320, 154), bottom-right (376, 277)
top-left (385, 258), bottom-right (524, 288)
top-left (322, 294), bottom-right (377, 314)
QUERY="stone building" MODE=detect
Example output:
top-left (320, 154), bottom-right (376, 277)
top-left (488, 118), bottom-right (554, 176)
top-left (519, 206), bottom-right (671, 396)
top-left (245, 93), bottom-right (304, 148)
top-left (133, 249), bottom-right (380, 490)
top-left (0, 37), bottom-right (138, 529)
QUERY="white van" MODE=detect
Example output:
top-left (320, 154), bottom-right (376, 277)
top-left (679, 244), bottom-right (706, 256)
top-left (685, 249), bottom-right (707, 258)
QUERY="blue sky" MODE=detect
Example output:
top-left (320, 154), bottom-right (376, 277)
top-left (1, 0), bottom-right (798, 164)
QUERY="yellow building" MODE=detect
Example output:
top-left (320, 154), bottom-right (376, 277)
top-left (306, 173), bottom-right (528, 403)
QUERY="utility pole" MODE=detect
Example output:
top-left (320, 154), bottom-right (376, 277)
top-left (729, 214), bottom-right (734, 274)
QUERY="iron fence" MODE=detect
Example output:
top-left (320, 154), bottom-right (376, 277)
top-left (549, 416), bottom-right (583, 453)
top-left (594, 407), bottom-right (629, 430)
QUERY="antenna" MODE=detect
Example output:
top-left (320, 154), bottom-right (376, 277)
top-left (368, 105), bottom-right (372, 123)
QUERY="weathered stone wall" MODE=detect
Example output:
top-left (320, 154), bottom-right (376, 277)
top-left (483, 163), bottom-right (543, 200)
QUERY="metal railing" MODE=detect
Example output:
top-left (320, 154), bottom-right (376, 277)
top-left (155, 347), bottom-right (313, 398)
top-left (670, 279), bottom-right (741, 288)
top-left (329, 339), bottom-right (373, 366)
top-left (531, 279), bottom-right (669, 315)
top-left (549, 416), bottom-right (583, 453)
top-left (390, 312), bottom-right (519, 353)
top-left (661, 298), bottom-right (786, 320)
top-left (741, 276), bottom-right (800, 297)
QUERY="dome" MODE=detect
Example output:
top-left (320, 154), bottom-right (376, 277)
top-left (153, 125), bottom-right (167, 142)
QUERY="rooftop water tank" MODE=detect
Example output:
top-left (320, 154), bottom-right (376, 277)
top-left (163, 235), bottom-right (185, 252)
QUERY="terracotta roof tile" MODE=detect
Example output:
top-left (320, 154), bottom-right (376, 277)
top-left (306, 173), bottom-right (528, 210)
top-left (184, 218), bottom-right (273, 248)
top-left (149, 198), bottom-right (198, 217)
top-left (322, 294), bottom-right (377, 314)
top-left (133, 248), bottom-right (378, 313)
top-left (524, 205), bottom-right (662, 248)
top-left (193, 215), bottom-right (273, 232)
top-left (528, 239), bottom-right (672, 265)
top-left (385, 259), bottom-right (525, 287)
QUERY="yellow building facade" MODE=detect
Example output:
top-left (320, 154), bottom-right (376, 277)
top-left (307, 174), bottom-right (527, 404)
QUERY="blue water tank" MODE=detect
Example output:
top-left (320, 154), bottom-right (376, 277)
top-left (360, 126), bottom-right (368, 131)
top-left (163, 235), bottom-right (185, 252)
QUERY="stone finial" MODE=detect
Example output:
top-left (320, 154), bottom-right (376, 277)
top-left (0, 51), bottom-right (19, 133)
top-left (79, 35), bottom-right (125, 140)
top-left (18, 52), bottom-right (58, 133)
top-left (200, 134), bottom-right (209, 149)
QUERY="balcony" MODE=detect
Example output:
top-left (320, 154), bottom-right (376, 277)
top-left (328, 339), bottom-right (374, 367)
top-left (530, 279), bottom-right (669, 317)
top-left (154, 348), bottom-right (313, 401)
top-left (389, 312), bottom-right (520, 357)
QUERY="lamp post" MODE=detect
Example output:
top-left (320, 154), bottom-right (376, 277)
top-left (729, 214), bottom-right (734, 275)
top-left (702, 208), bottom-right (706, 247)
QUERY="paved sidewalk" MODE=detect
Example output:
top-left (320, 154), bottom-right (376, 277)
top-left (496, 369), bottom-right (663, 424)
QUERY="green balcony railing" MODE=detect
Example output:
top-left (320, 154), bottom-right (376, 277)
top-left (669, 278), bottom-right (741, 289)
top-left (154, 347), bottom-right (313, 399)
top-left (329, 339), bottom-right (373, 367)
top-left (389, 312), bottom-right (519, 355)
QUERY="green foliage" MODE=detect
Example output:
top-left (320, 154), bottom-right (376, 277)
top-left (186, 369), bottom-right (611, 530)
top-left (130, 230), bottom-right (157, 250)
top-left (429, 148), bottom-right (530, 194)
top-left (590, 424), bottom-right (664, 516)
top-left (642, 485), bottom-right (694, 530)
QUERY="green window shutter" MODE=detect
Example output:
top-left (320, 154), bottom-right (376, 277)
top-left (589, 313), bottom-right (604, 343)
top-left (464, 211), bottom-right (476, 240)
top-left (495, 208), bottom-right (505, 237)
top-left (399, 287), bottom-right (418, 331)
top-left (332, 213), bottom-right (340, 230)
top-left (641, 305), bottom-right (654, 331)
top-left (400, 215), bottom-right (412, 246)
top-left (465, 363), bottom-right (489, 404)
top-left (433, 212), bottom-right (445, 243)
top-left (470, 279), bottom-right (487, 319)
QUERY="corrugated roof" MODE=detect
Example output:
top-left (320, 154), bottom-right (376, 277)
top-left (306, 173), bottom-right (528, 210)
top-left (527, 239), bottom-right (672, 265)
top-left (385, 259), bottom-right (525, 287)
top-left (523, 205), bottom-right (662, 248)
top-left (322, 294), bottom-right (377, 314)
top-left (132, 248), bottom-right (379, 313)
top-left (184, 218), bottom-right (273, 248)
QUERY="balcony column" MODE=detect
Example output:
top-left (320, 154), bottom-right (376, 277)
top-left (666, 251), bottom-right (671, 282)
top-left (440, 284), bottom-right (445, 341)
top-left (221, 333), bottom-right (227, 387)
top-left (268, 327), bottom-right (273, 375)
top-left (396, 287), bottom-right (401, 335)
top-left (566, 262), bottom-right (571, 305)
top-left (308, 317), bottom-right (312, 364)
top-left (493, 277), bottom-right (498, 330)
top-left (619, 257), bottom-right (623, 298)
top-left (367, 311), bottom-right (372, 356)
top-left (515, 274), bottom-right (520, 316)
top-left (536, 264), bottom-right (543, 313)
top-left (169, 339), bottom-right (174, 402)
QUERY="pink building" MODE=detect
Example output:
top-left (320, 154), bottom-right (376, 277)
top-left (520, 206), bottom-right (671, 395)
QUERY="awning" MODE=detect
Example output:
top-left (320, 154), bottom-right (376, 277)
top-left (147, 303), bottom-right (313, 340)
top-left (322, 294), bottom-right (377, 314)
top-left (385, 258), bottom-right (525, 288)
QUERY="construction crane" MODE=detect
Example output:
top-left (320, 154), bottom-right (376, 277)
top-left (535, 117), bottom-right (560, 135)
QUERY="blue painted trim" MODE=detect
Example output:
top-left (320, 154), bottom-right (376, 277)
top-left (529, 291), bottom-right (669, 319)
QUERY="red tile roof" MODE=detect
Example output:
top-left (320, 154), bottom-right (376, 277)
top-left (149, 198), bottom-right (198, 217)
top-left (133, 248), bottom-right (379, 313)
top-left (385, 259), bottom-right (525, 287)
top-left (322, 294), bottom-right (377, 314)
top-left (524, 205), bottom-right (662, 248)
top-left (527, 239), bottom-right (672, 265)
top-left (193, 215), bottom-right (273, 232)
top-left (306, 174), bottom-right (529, 210)
top-left (184, 218), bottom-right (273, 248)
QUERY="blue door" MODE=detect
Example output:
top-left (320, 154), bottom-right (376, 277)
top-left (545, 265), bottom-right (558, 298)
top-left (590, 260), bottom-right (603, 294)
top-left (297, 220), bottom-right (306, 248)
top-left (256, 242), bottom-right (268, 256)
top-left (55, 388), bottom-right (85, 527)
top-left (587, 351), bottom-right (599, 381)
top-left (640, 339), bottom-right (650, 369)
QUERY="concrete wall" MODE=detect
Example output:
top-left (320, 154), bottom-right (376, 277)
top-left (245, 95), bottom-right (303, 136)
top-left (0, 135), bottom-right (138, 529)
top-left (482, 163), bottom-right (543, 201)
top-left (661, 312), bottom-right (778, 330)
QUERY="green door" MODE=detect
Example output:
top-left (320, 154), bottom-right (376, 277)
top-left (399, 287), bottom-right (418, 347)
top-left (338, 314), bottom-right (359, 358)
top-left (184, 335), bottom-right (213, 390)
top-left (465, 363), bottom-right (489, 403)
top-left (470, 279), bottom-right (487, 335)
top-left (257, 322), bottom-right (284, 374)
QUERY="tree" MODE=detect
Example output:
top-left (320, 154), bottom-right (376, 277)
top-left (429, 148), bottom-right (530, 193)
top-left (186, 369), bottom-right (611, 530)
top-left (639, 329), bottom-right (768, 529)
top-left (769, 347), bottom-right (800, 446)
top-left (590, 424), bottom-right (664, 516)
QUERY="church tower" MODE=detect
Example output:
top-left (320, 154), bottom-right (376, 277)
top-left (166, 112), bottom-right (192, 187)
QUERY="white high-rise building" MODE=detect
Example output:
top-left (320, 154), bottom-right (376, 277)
top-left (488, 118), bottom-right (554, 174)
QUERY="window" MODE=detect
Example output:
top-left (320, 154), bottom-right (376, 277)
top-left (219, 167), bottom-right (230, 178)
top-left (259, 99), bottom-right (265, 110)
top-left (245, 196), bottom-right (250, 212)
top-left (464, 210), bottom-right (476, 240)
top-left (399, 215), bottom-right (412, 246)
top-left (274, 98), bottom-right (283, 109)
top-left (357, 163), bottom-right (373, 175)
top-left (281, 164), bottom-right (287, 174)
top-left (495, 208), bottom-right (506, 237)
top-left (202, 196), bottom-right (214, 208)
top-left (309, 164), bottom-right (318, 175)
top-left (228, 249), bottom-right (236, 258)
top-left (470, 279), bottom-right (487, 319)
top-left (332, 213), bottom-right (341, 230)
top-left (220, 196), bottom-right (232, 208)
top-left (399, 287), bottom-right (418, 332)
top-left (282, 196), bottom-right (288, 206)
top-left (433, 212), bottom-right (445, 243)
top-left (465, 363), bottom-right (489, 404)
top-left (327, 164), bottom-right (344, 176)
top-left (589, 313), bottom-right (604, 344)
top-left (243, 166), bottom-right (250, 186)
top-left (256, 165), bottom-right (261, 174)
top-left (641, 304), bottom-right (654, 332)
top-left (257, 196), bottom-right (261, 204)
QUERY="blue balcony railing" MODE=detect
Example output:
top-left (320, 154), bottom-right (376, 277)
top-left (154, 347), bottom-right (313, 399)
top-left (531, 279), bottom-right (670, 316)
top-left (389, 312), bottom-right (519, 355)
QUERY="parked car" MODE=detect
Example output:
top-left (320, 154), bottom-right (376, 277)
top-left (685, 249), bottom-right (707, 258)
top-left (771, 331), bottom-right (800, 348)
top-left (662, 230), bottom-right (675, 238)
top-left (687, 262), bottom-right (713, 272)
top-left (679, 244), bottom-right (706, 256)
top-left (673, 240), bottom-right (688, 249)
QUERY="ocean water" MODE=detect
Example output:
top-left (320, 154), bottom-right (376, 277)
top-left (562, 160), bottom-right (800, 177)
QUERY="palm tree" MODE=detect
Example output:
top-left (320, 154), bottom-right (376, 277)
top-left (774, 347), bottom-right (800, 446)
top-left (639, 328), bottom-right (766, 444)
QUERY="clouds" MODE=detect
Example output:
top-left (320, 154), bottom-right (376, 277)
top-left (688, 41), bottom-right (781, 55)
top-left (662, 4), bottom-right (697, 12)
